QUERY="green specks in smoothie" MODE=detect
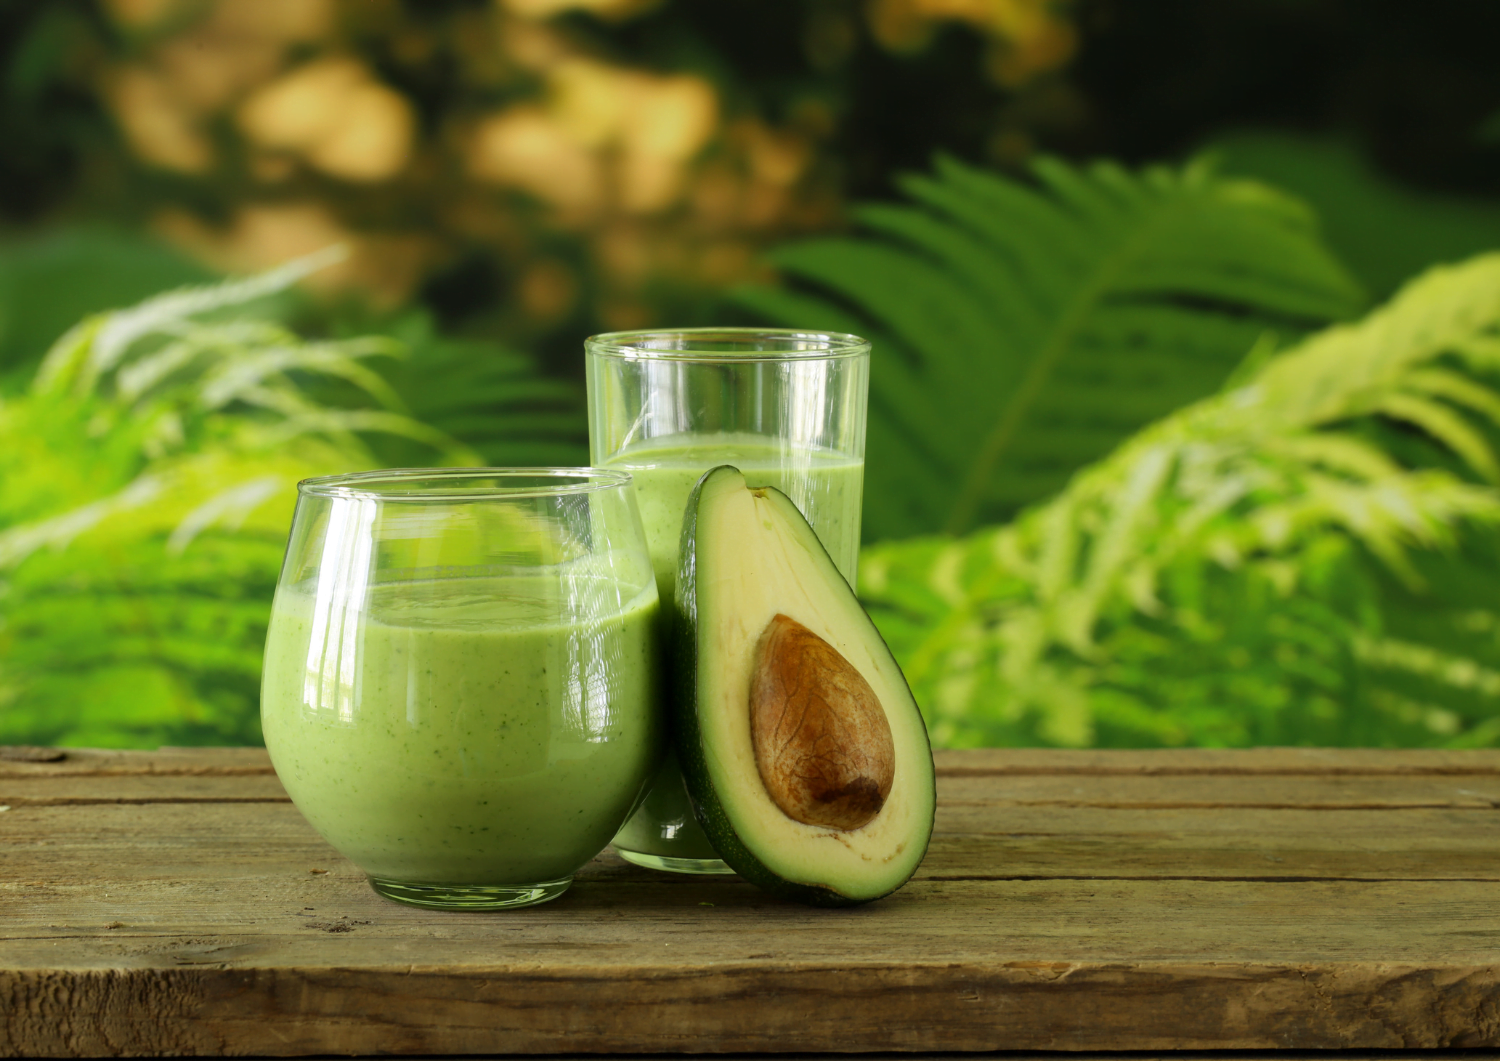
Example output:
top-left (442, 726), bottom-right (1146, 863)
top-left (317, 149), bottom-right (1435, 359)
top-left (261, 573), bottom-right (663, 884)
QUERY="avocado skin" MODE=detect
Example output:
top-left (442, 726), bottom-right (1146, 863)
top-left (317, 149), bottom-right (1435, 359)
top-left (672, 465), bottom-right (934, 907)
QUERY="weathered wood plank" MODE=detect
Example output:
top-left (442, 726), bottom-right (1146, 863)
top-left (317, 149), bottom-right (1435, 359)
top-left (5, 748), bottom-right (1500, 1056)
top-left (0, 774), bottom-right (289, 805)
top-left (0, 747), bottom-right (273, 778)
top-left (932, 747), bottom-right (1500, 775)
top-left (5, 947), bottom-right (1500, 1052)
top-left (8, 875), bottom-right (1500, 963)
top-left (6, 873), bottom-right (1500, 1052)
top-left (937, 773), bottom-right (1500, 807)
top-left (10, 772), bottom-right (1500, 809)
top-left (8, 825), bottom-right (1500, 886)
top-left (6, 799), bottom-right (1500, 883)
top-left (5, 743), bottom-right (1497, 823)
top-left (10, 746), bottom-right (1500, 780)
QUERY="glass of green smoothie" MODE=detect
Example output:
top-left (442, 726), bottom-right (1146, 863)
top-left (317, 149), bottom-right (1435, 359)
top-left (261, 468), bottom-right (663, 910)
top-left (586, 328), bottom-right (870, 874)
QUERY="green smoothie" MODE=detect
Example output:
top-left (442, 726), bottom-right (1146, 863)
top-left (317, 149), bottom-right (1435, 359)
top-left (601, 433), bottom-right (864, 862)
top-left (261, 574), bottom-right (661, 885)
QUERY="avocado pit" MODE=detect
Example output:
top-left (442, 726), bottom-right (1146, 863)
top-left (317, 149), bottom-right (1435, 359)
top-left (749, 614), bottom-right (896, 830)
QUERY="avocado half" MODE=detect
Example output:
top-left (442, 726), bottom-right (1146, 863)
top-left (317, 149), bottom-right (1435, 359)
top-left (674, 465), bottom-right (936, 906)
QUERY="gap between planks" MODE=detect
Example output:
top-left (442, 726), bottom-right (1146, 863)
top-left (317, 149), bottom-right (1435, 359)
top-left (318, 1057), bottom-right (1500, 1061)
top-left (196, 1055), bottom-right (1500, 1061)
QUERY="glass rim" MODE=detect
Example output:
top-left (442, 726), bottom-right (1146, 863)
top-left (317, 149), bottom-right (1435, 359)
top-left (297, 467), bottom-right (634, 502)
top-left (584, 327), bottom-right (870, 362)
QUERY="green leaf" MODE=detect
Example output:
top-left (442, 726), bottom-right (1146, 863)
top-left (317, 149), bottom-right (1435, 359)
top-left (0, 229), bottom-right (214, 390)
top-left (738, 155), bottom-right (1365, 539)
top-left (361, 312), bottom-right (587, 469)
top-left (860, 253), bottom-right (1500, 749)
top-left (1212, 131), bottom-right (1500, 298)
top-left (0, 257), bottom-right (555, 749)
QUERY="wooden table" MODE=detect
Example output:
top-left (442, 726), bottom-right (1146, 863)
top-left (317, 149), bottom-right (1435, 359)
top-left (4, 746), bottom-right (1500, 1056)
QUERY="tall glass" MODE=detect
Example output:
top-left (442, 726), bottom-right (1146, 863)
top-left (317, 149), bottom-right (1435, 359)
top-left (586, 328), bottom-right (870, 874)
top-left (261, 468), bottom-right (662, 909)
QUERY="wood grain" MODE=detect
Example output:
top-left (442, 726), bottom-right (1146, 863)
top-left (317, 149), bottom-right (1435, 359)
top-left (4, 747), bottom-right (1500, 1056)
top-left (931, 747), bottom-right (1500, 775)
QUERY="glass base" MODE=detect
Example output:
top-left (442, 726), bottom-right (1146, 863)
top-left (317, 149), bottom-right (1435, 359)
top-left (368, 875), bottom-right (572, 910)
top-left (615, 849), bottom-right (737, 875)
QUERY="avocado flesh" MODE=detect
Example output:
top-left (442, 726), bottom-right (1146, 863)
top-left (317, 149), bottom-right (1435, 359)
top-left (676, 466), bottom-right (935, 905)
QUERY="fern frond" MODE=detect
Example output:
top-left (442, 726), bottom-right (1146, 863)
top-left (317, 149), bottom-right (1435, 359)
top-left (33, 247), bottom-right (346, 397)
top-left (1373, 392), bottom-right (1499, 482)
top-left (1402, 367), bottom-right (1500, 428)
top-left (0, 257), bottom-right (525, 748)
top-left (861, 253), bottom-right (1500, 749)
top-left (362, 315), bottom-right (587, 469)
top-left (739, 155), bottom-right (1365, 539)
top-left (195, 337), bottom-right (407, 413)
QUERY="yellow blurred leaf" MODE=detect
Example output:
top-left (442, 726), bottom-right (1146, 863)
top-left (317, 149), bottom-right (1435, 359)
top-left (209, 0), bottom-right (335, 43)
top-left (99, 0), bottom-right (188, 30)
top-left (237, 57), bottom-right (414, 182)
top-left (307, 82), bottom-right (416, 182)
top-left (501, 0), bottom-right (659, 22)
top-left (623, 74), bottom-right (717, 162)
top-left (102, 65), bottom-right (215, 174)
top-left (866, 0), bottom-right (1075, 85)
top-left (468, 106), bottom-right (603, 212)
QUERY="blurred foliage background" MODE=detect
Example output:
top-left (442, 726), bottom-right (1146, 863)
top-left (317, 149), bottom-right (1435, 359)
top-left (5, 0), bottom-right (1500, 749)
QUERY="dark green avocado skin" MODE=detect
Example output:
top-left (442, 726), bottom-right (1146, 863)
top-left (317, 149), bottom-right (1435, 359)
top-left (671, 465), bottom-right (934, 908)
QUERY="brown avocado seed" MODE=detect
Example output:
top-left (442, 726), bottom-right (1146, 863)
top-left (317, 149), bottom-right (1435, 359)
top-left (749, 614), bottom-right (896, 831)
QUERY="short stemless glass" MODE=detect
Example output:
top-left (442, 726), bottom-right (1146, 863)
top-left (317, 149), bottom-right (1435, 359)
top-left (260, 469), bottom-right (662, 910)
top-left (586, 328), bottom-right (870, 875)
